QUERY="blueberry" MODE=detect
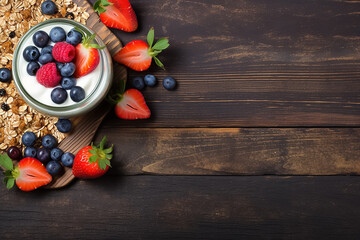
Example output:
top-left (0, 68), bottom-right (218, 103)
top-left (50, 147), bottom-right (63, 161)
top-left (33, 31), bottom-right (50, 48)
top-left (26, 61), bottom-right (40, 76)
top-left (60, 62), bottom-right (75, 77)
top-left (144, 74), bottom-right (157, 87)
top-left (0, 68), bottom-right (12, 83)
top-left (22, 131), bottom-right (37, 147)
top-left (42, 134), bottom-right (57, 149)
top-left (7, 146), bottom-right (21, 160)
top-left (38, 53), bottom-right (54, 65)
top-left (70, 86), bottom-right (85, 102)
top-left (131, 76), bottom-right (145, 90)
top-left (163, 76), bottom-right (177, 90)
top-left (41, 0), bottom-right (57, 15)
top-left (66, 29), bottom-right (83, 46)
top-left (55, 61), bottom-right (64, 72)
top-left (55, 119), bottom-right (72, 133)
top-left (61, 152), bottom-right (75, 167)
top-left (49, 27), bottom-right (66, 42)
top-left (60, 77), bottom-right (76, 90)
top-left (24, 146), bottom-right (37, 158)
top-left (51, 87), bottom-right (68, 104)
top-left (36, 148), bottom-right (50, 163)
top-left (46, 160), bottom-right (63, 176)
top-left (41, 45), bottom-right (53, 55)
top-left (23, 46), bottom-right (40, 62)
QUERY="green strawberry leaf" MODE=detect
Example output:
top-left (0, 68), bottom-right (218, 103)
top-left (89, 155), bottom-right (98, 164)
top-left (101, 0), bottom-right (113, 7)
top-left (103, 145), bottom-right (113, 154)
top-left (88, 149), bottom-right (97, 155)
top-left (153, 57), bottom-right (165, 69)
top-left (152, 38), bottom-right (170, 51)
top-left (0, 154), bottom-right (13, 171)
top-left (99, 136), bottom-right (107, 150)
top-left (147, 27), bottom-right (155, 48)
top-left (6, 178), bottom-right (14, 189)
top-left (104, 159), bottom-right (111, 167)
top-left (93, 0), bottom-right (112, 13)
top-left (98, 159), bottom-right (106, 170)
top-left (89, 44), bottom-right (105, 49)
top-left (106, 154), bottom-right (113, 160)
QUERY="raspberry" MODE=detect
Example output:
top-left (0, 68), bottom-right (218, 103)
top-left (52, 42), bottom-right (75, 63)
top-left (36, 63), bottom-right (61, 88)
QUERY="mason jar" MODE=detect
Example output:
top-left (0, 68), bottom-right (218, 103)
top-left (12, 18), bottom-right (113, 117)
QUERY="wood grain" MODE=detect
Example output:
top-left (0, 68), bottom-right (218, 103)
top-left (1, 176), bottom-right (360, 239)
top-left (87, 0), bottom-right (360, 127)
top-left (46, 0), bottom-right (126, 188)
top-left (94, 127), bottom-right (360, 175)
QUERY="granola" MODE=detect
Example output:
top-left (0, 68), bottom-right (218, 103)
top-left (0, 0), bottom-right (89, 151)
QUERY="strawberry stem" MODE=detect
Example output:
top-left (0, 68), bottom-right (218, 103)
top-left (88, 136), bottom-right (113, 170)
top-left (74, 27), bottom-right (105, 49)
top-left (94, 0), bottom-right (113, 14)
top-left (146, 28), bottom-right (170, 69)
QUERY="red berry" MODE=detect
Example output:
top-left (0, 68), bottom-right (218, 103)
top-left (36, 63), bottom-right (61, 88)
top-left (52, 42), bottom-right (76, 63)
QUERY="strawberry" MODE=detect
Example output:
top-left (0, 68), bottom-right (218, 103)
top-left (0, 155), bottom-right (52, 191)
top-left (113, 27), bottom-right (169, 71)
top-left (72, 136), bottom-right (113, 179)
top-left (73, 28), bottom-right (105, 78)
top-left (108, 88), bottom-right (150, 119)
top-left (93, 0), bottom-right (137, 32)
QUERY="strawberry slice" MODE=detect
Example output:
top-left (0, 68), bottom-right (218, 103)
top-left (73, 29), bottom-right (105, 78)
top-left (0, 155), bottom-right (52, 191)
top-left (94, 0), bottom-right (137, 32)
top-left (108, 89), bottom-right (150, 119)
top-left (113, 28), bottom-right (169, 71)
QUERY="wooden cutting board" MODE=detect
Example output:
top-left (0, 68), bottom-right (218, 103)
top-left (45, 0), bottom-right (126, 189)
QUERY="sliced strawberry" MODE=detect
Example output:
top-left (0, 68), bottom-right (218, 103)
top-left (73, 29), bottom-right (104, 78)
top-left (110, 89), bottom-right (151, 119)
top-left (94, 0), bottom-right (137, 32)
top-left (74, 44), bottom-right (100, 78)
top-left (16, 158), bottom-right (52, 191)
top-left (113, 40), bottom-right (152, 71)
top-left (113, 28), bottom-right (169, 71)
top-left (0, 155), bottom-right (52, 191)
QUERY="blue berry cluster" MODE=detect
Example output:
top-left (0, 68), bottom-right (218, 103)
top-left (19, 120), bottom-right (73, 176)
top-left (24, 26), bottom-right (85, 104)
top-left (130, 74), bottom-right (177, 91)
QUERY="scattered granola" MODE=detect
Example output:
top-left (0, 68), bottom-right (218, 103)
top-left (0, 0), bottom-right (89, 151)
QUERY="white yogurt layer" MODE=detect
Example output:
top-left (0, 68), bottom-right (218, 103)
top-left (17, 24), bottom-right (102, 107)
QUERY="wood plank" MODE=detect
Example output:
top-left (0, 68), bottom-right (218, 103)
top-left (88, 0), bottom-right (360, 126)
top-left (93, 127), bottom-right (360, 175)
top-left (1, 176), bottom-right (360, 239)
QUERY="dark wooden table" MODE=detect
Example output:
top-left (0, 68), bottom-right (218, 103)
top-left (2, 0), bottom-right (360, 239)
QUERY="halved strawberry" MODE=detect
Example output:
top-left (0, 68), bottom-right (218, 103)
top-left (73, 29), bottom-right (105, 78)
top-left (94, 0), bottom-right (137, 32)
top-left (108, 89), bottom-right (150, 119)
top-left (113, 27), bottom-right (169, 71)
top-left (0, 155), bottom-right (52, 191)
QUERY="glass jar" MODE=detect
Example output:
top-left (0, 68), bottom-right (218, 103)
top-left (12, 18), bottom-right (113, 117)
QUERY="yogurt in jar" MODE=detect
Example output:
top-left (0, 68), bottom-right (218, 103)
top-left (13, 19), bottom-right (113, 118)
top-left (17, 24), bottom-right (102, 107)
